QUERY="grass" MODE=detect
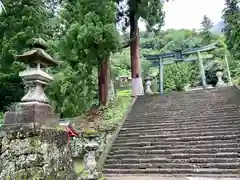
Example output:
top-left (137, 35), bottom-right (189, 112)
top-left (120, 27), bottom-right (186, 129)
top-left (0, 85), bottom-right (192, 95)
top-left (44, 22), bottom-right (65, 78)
top-left (72, 89), bottom-right (132, 176)
top-left (73, 158), bottom-right (84, 176)
top-left (102, 89), bottom-right (132, 125)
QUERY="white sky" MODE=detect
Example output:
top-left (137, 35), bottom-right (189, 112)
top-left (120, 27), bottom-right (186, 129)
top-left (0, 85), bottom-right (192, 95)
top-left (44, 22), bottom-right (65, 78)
top-left (139, 0), bottom-right (225, 30)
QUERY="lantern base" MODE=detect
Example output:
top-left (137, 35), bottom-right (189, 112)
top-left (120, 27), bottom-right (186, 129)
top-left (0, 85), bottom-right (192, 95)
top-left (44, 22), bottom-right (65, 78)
top-left (4, 102), bottom-right (58, 126)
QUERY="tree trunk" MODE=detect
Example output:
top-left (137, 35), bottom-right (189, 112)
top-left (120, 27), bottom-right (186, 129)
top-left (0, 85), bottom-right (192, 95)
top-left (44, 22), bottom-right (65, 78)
top-left (98, 55), bottom-right (110, 106)
top-left (129, 8), bottom-right (144, 96)
top-left (130, 9), bottom-right (139, 78)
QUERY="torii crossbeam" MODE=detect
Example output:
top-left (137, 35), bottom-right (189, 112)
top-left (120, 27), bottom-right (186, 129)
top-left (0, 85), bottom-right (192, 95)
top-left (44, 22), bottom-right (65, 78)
top-left (144, 43), bottom-right (218, 94)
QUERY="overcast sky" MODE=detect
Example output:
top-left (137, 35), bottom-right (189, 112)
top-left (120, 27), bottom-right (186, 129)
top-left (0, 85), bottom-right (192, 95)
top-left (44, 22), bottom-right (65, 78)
top-left (139, 0), bottom-right (225, 30)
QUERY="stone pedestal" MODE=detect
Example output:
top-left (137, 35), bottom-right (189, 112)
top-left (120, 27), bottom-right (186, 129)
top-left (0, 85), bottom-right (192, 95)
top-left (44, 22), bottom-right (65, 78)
top-left (0, 125), bottom-right (77, 179)
top-left (4, 102), bottom-right (58, 126)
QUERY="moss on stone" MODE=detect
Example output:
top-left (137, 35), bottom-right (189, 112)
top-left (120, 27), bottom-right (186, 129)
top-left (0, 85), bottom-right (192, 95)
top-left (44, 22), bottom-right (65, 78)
top-left (80, 169), bottom-right (89, 177)
top-left (83, 128), bottom-right (98, 137)
top-left (55, 126), bottom-right (66, 132)
top-left (10, 167), bottom-right (44, 180)
top-left (29, 136), bottom-right (41, 148)
top-left (99, 175), bottom-right (107, 180)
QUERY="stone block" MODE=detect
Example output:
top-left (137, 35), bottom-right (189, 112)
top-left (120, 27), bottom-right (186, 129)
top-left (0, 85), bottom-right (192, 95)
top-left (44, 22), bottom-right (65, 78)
top-left (4, 102), bottom-right (58, 126)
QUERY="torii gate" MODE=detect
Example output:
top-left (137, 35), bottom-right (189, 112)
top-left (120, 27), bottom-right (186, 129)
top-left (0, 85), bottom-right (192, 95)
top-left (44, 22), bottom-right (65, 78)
top-left (144, 43), bottom-right (219, 94)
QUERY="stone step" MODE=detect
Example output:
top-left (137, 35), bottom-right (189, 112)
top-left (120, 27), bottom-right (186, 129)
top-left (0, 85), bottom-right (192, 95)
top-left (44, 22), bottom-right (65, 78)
top-left (131, 105), bottom-right (240, 111)
top-left (113, 139), bottom-right (239, 148)
top-left (120, 124), bottom-right (240, 132)
top-left (104, 87), bottom-right (240, 177)
top-left (119, 126), bottom-right (240, 135)
top-left (105, 175), bottom-right (240, 179)
top-left (136, 97), bottom-right (240, 103)
top-left (134, 98), bottom-right (240, 104)
top-left (129, 107), bottom-right (240, 114)
top-left (115, 134), bottom-right (240, 143)
top-left (125, 114), bottom-right (240, 123)
top-left (111, 142), bottom-right (239, 151)
top-left (103, 168), bottom-right (240, 175)
top-left (122, 120), bottom-right (240, 129)
top-left (117, 130), bottom-right (240, 139)
top-left (109, 147), bottom-right (240, 156)
top-left (105, 157), bottom-right (240, 165)
top-left (127, 106), bottom-right (240, 115)
top-left (108, 152), bottom-right (239, 160)
top-left (104, 162), bottom-right (240, 169)
top-left (156, 105), bottom-right (240, 110)
top-left (129, 109), bottom-right (240, 115)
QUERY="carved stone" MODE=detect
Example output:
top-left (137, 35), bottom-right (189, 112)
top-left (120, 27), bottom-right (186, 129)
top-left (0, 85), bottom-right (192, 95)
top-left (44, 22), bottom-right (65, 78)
top-left (79, 125), bottom-right (100, 180)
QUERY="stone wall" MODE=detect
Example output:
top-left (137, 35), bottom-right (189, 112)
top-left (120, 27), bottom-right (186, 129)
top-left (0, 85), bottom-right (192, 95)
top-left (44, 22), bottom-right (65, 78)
top-left (0, 125), bottom-right (77, 180)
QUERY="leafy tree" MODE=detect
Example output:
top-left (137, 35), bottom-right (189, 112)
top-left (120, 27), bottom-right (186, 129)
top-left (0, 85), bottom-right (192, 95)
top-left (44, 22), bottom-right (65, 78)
top-left (0, 0), bottom-right (54, 111)
top-left (222, 0), bottom-right (240, 60)
top-left (49, 0), bottom-right (119, 115)
top-left (200, 15), bottom-right (214, 45)
top-left (117, 0), bottom-right (165, 82)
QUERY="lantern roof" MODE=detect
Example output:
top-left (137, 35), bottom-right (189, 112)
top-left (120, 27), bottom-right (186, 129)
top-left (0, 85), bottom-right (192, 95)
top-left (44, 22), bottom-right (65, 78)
top-left (15, 38), bottom-right (58, 67)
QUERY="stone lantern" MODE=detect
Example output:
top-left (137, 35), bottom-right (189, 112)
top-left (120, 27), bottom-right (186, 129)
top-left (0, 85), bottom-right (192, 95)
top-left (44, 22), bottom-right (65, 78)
top-left (145, 76), bottom-right (153, 94)
top-left (4, 38), bottom-right (59, 126)
top-left (216, 69), bottom-right (226, 88)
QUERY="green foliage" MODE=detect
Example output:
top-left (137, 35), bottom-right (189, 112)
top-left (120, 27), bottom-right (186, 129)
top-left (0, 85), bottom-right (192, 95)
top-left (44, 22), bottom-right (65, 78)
top-left (47, 62), bottom-right (98, 117)
top-left (0, 0), bottom-right (54, 111)
top-left (0, 65), bottom-right (25, 111)
top-left (111, 49), bottom-right (151, 78)
top-left (47, 0), bottom-right (120, 117)
top-left (222, 0), bottom-right (240, 60)
top-left (0, 112), bottom-right (3, 123)
top-left (200, 15), bottom-right (214, 45)
top-left (102, 89), bottom-right (131, 126)
top-left (163, 63), bottom-right (197, 91)
top-left (117, 0), bottom-right (165, 32)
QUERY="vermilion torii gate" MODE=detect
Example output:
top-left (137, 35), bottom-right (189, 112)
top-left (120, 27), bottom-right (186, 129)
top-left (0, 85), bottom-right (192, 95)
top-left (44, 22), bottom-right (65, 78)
top-left (144, 43), bottom-right (218, 94)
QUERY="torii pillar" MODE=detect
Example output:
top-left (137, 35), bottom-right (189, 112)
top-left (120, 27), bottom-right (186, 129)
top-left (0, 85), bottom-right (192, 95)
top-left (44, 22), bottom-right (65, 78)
top-left (131, 28), bottom-right (144, 97)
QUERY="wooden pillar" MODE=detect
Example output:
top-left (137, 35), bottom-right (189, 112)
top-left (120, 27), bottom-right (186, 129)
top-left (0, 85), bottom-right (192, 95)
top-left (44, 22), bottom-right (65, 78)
top-left (159, 57), bottom-right (164, 95)
top-left (197, 52), bottom-right (207, 87)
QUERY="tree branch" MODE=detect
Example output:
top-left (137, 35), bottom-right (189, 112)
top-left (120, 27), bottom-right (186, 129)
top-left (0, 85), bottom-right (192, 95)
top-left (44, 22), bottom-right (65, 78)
top-left (121, 29), bottom-right (137, 49)
top-left (121, 36), bottom-right (137, 48)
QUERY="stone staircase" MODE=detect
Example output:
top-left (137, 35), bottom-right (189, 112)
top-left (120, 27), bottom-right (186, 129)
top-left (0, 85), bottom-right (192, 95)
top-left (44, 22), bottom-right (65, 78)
top-left (104, 87), bottom-right (240, 178)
